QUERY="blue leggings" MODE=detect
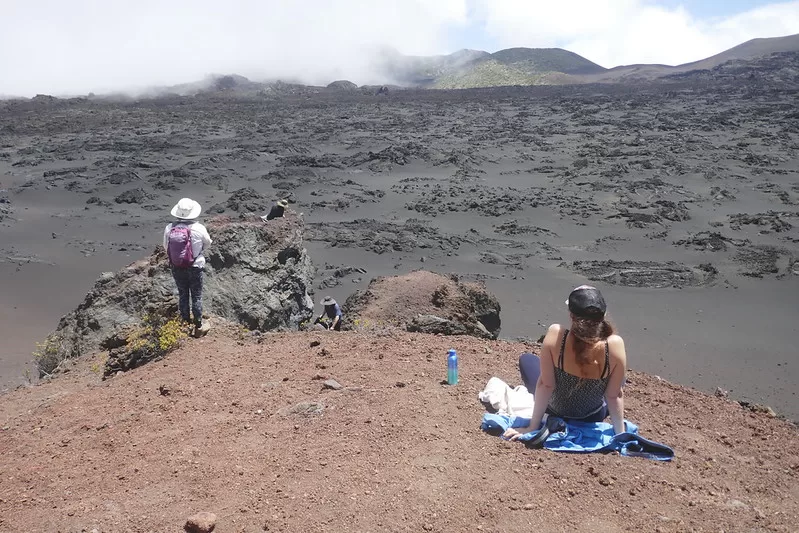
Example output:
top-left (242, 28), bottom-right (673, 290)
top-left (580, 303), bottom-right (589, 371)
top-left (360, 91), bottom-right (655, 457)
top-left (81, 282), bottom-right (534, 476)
top-left (172, 266), bottom-right (204, 327)
top-left (518, 353), bottom-right (608, 423)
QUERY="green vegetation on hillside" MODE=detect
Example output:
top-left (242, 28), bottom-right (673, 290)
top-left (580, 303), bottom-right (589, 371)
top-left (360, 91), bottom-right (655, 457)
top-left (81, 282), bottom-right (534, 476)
top-left (489, 47), bottom-right (605, 75)
top-left (433, 60), bottom-right (575, 89)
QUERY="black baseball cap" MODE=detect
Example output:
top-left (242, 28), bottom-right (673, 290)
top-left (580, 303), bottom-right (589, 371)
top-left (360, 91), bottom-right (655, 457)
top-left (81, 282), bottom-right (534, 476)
top-left (566, 285), bottom-right (607, 318)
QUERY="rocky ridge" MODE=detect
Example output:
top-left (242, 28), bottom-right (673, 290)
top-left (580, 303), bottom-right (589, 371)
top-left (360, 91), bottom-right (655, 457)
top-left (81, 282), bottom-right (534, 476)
top-left (343, 270), bottom-right (501, 339)
top-left (38, 214), bottom-right (314, 376)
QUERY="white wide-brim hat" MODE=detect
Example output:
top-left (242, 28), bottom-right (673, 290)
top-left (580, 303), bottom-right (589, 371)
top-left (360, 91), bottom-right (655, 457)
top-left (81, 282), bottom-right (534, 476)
top-left (170, 198), bottom-right (202, 220)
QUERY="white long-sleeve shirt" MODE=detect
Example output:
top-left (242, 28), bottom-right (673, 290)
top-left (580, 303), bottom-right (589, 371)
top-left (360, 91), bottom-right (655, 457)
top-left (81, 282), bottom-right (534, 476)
top-left (163, 221), bottom-right (212, 268)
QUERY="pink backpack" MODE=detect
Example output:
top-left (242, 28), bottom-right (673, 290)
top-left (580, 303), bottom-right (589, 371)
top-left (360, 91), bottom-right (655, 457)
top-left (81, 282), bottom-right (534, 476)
top-left (167, 224), bottom-right (194, 268)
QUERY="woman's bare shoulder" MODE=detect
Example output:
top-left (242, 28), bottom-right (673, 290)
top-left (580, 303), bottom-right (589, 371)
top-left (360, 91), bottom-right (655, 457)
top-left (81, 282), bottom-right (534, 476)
top-left (542, 323), bottom-right (563, 345)
top-left (607, 334), bottom-right (625, 345)
top-left (607, 335), bottom-right (627, 360)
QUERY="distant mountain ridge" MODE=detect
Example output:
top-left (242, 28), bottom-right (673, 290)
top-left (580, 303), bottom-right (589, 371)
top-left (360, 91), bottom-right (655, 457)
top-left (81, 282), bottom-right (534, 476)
top-left (375, 46), bottom-right (606, 88)
top-left (377, 33), bottom-right (799, 88)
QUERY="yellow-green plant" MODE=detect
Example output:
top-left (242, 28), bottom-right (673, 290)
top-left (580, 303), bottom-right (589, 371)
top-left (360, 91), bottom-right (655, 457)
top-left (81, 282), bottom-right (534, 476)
top-left (157, 318), bottom-right (188, 351)
top-left (111, 315), bottom-right (188, 370)
top-left (33, 335), bottom-right (64, 377)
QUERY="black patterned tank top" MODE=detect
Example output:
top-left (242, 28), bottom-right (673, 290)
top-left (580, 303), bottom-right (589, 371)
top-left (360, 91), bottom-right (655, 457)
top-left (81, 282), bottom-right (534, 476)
top-left (548, 329), bottom-right (610, 419)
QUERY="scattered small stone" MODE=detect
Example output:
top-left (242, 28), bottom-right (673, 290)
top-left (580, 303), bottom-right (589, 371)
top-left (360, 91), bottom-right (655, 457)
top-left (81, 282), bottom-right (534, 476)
top-left (278, 401), bottom-right (325, 416)
top-left (310, 340), bottom-right (321, 347)
top-left (523, 503), bottom-right (534, 510)
top-left (725, 499), bottom-right (749, 510)
top-left (423, 523), bottom-right (433, 531)
top-left (714, 386), bottom-right (728, 398)
top-left (158, 384), bottom-right (171, 396)
top-left (323, 379), bottom-right (343, 390)
top-left (312, 373), bottom-right (327, 380)
top-left (599, 477), bottom-right (613, 486)
top-left (184, 511), bottom-right (217, 533)
top-left (740, 402), bottom-right (778, 417)
top-left (395, 381), bottom-right (407, 388)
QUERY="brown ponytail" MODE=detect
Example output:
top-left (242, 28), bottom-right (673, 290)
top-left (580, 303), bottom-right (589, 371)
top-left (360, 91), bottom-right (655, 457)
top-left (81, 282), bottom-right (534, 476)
top-left (570, 316), bottom-right (615, 366)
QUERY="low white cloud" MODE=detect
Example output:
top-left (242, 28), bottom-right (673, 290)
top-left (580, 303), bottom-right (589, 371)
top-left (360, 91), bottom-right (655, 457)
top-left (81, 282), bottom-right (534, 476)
top-left (0, 0), bottom-right (469, 96)
top-left (0, 0), bottom-right (797, 96)
top-left (472, 0), bottom-right (799, 67)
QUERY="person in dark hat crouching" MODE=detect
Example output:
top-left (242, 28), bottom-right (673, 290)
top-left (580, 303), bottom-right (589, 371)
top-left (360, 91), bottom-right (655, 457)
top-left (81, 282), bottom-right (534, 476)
top-left (261, 199), bottom-right (289, 222)
top-left (316, 296), bottom-right (343, 331)
top-left (504, 285), bottom-right (628, 440)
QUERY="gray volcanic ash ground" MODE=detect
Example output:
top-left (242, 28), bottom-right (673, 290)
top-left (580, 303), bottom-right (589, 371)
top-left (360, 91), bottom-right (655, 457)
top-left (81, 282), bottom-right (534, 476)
top-left (0, 70), bottom-right (798, 417)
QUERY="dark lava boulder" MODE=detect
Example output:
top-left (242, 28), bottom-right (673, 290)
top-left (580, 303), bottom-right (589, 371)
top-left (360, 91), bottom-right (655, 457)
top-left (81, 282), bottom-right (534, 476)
top-left (114, 187), bottom-right (155, 204)
top-left (0, 192), bottom-right (11, 221)
top-left (327, 80), bottom-right (358, 90)
top-left (38, 213), bottom-right (314, 376)
top-left (343, 270), bottom-right (500, 339)
top-left (209, 187), bottom-right (271, 214)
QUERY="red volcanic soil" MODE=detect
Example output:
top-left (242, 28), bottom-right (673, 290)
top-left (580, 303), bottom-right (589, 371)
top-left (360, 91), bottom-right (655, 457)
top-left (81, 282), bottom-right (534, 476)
top-left (1, 327), bottom-right (797, 532)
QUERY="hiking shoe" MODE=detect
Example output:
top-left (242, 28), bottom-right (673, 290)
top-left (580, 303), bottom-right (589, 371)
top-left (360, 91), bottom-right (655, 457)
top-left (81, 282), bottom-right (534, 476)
top-left (194, 321), bottom-right (211, 338)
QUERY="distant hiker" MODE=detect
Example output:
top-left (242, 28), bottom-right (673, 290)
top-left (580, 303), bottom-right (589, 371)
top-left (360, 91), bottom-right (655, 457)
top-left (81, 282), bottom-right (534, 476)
top-left (164, 198), bottom-right (212, 336)
top-left (316, 296), bottom-right (343, 331)
top-left (504, 285), bottom-right (627, 440)
top-left (261, 199), bottom-right (289, 221)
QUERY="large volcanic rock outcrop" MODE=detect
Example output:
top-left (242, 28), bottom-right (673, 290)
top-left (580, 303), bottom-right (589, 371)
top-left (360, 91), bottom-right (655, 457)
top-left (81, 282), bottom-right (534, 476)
top-left (343, 271), bottom-right (501, 339)
top-left (39, 214), bottom-right (314, 376)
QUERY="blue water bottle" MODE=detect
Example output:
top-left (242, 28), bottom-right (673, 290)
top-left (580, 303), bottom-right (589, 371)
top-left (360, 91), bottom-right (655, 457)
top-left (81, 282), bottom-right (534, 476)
top-left (447, 349), bottom-right (458, 385)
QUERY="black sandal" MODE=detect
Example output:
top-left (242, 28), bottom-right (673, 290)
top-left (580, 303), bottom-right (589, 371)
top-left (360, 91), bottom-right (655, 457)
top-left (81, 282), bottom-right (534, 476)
top-left (524, 417), bottom-right (564, 449)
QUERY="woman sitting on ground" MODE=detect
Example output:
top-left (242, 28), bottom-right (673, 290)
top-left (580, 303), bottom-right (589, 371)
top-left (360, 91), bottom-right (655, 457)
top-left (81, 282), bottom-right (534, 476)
top-left (504, 285), bottom-right (627, 439)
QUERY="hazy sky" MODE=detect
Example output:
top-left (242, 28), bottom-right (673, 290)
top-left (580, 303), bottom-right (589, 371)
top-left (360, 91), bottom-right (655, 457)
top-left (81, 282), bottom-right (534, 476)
top-left (1, 0), bottom-right (798, 96)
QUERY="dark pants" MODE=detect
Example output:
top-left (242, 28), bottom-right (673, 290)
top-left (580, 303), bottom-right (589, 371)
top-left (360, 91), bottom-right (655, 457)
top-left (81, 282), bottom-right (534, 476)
top-left (518, 353), bottom-right (608, 423)
top-left (172, 267), bottom-right (204, 326)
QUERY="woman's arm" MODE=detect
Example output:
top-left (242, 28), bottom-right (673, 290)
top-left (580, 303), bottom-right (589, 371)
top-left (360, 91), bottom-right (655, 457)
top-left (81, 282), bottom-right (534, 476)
top-left (199, 224), bottom-right (212, 250)
top-left (505, 324), bottom-right (559, 439)
top-left (605, 335), bottom-right (627, 434)
top-left (527, 328), bottom-right (557, 430)
top-left (163, 224), bottom-right (171, 251)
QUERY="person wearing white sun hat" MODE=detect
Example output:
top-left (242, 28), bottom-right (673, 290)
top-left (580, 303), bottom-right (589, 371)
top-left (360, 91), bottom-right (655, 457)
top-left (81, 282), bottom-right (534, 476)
top-left (163, 198), bottom-right (212, 336)
top-left (316, 296), bottom-right (343, 331)
top-left (504, 285), bottom-right (628, 441)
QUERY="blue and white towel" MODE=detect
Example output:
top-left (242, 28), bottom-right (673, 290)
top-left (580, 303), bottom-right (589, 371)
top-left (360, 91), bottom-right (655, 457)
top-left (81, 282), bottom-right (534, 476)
top-left (481, 413), bottom-right (674, 461)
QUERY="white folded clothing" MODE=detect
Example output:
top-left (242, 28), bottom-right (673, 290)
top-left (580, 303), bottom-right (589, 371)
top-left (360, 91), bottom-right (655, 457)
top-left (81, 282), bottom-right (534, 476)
top-left (478, 376), bottom-right (535, 419)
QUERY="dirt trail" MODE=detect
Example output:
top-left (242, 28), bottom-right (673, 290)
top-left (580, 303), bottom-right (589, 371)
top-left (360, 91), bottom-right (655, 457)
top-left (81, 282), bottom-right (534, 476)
top-left (1, 329), bottom-right (797, 532)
